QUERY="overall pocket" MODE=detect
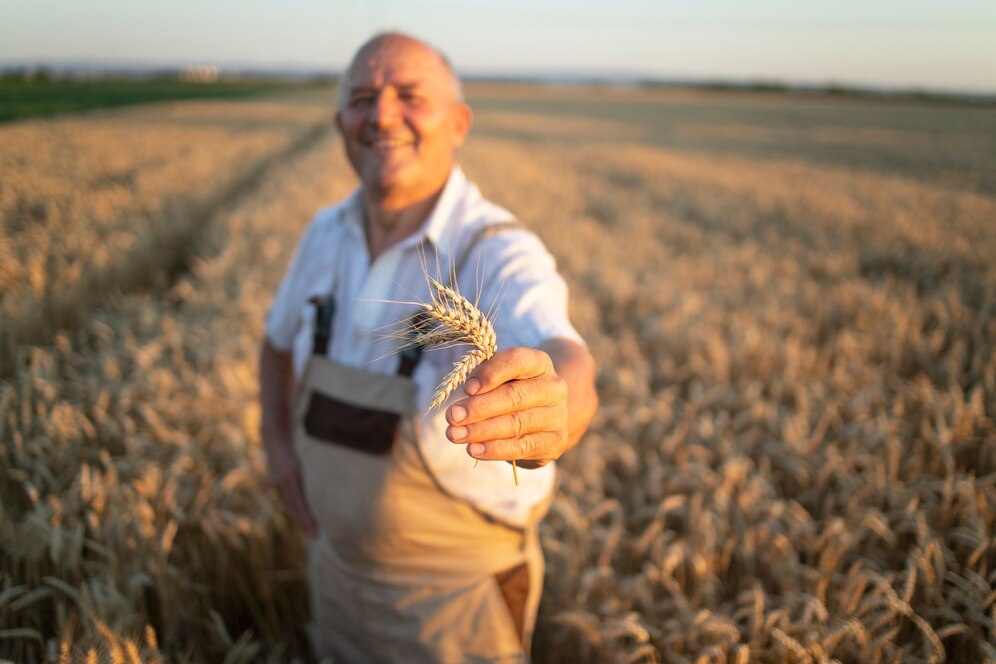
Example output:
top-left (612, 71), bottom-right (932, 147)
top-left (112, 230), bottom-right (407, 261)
top-left (303, 389), bottom-right (400, 456)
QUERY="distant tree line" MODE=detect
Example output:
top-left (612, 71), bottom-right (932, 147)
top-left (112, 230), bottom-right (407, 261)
top-left (2, 67), bottom-right (55, 84)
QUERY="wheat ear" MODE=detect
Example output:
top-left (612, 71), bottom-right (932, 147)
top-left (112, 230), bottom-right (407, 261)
top-left (416, 277), bottom-right (497, 408)
top-left (430, 348), bottom-right (490, 411)
top-left (404, 276), bottom-right (518, 485)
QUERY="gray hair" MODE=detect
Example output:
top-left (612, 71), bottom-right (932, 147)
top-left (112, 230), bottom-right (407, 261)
top-left (336, 32), bottom-right (465, 113)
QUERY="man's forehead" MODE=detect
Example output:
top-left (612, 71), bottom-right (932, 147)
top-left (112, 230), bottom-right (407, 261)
top-left (347, 40), bottom-right (448, 87)
top-left (348, 60), bottom-right (432, 85)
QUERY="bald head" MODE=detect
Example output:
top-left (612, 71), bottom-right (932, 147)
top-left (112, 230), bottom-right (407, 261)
top-left (333, 30), bottom-right (473, 210)
top-left (337, 32), bottom-right (464, 113)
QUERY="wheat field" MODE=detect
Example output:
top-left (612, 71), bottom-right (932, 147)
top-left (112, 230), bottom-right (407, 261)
top-left (1, 85), bottom-right (994, 663)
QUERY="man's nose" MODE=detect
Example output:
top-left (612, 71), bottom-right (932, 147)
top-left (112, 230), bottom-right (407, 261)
top-left (370, 90), bottom-right (401, 127)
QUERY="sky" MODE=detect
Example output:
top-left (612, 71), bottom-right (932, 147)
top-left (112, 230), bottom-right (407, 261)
top-left (2, 0), bottom-right (995, 94)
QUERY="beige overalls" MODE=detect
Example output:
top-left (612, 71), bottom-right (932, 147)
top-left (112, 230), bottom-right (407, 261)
top-left (293, 224), bottom-right (546, 663)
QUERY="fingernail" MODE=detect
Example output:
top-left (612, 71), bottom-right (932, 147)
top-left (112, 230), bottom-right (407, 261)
top-left (450, 426), bottom-right (467, 441)
top-left (468, 443), bottom-right (485, 457)
top-left (451, 405), bottom-right (467, 423)
top-left (465, 378), bottom-right (481, 395)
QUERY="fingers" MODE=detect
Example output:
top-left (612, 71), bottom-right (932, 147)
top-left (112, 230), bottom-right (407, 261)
top-left (448, 372), bottom-right (566, 425)
top-left (448, 403), bottom-right (562, 444)
top-left (464, 431), bottom-right (565, 465)
top-left (446, 374), bottom-right (567, 461)
top-left (443, 346), bottom-right (570, 466)
top-left (463, 347), bottom-right (554, 397)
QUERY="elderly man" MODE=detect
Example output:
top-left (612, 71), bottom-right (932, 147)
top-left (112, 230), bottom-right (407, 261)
top-left (260, 32), bottom-right (597, 662)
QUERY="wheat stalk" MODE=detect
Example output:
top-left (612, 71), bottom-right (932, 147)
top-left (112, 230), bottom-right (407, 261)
top-left (402, 276), bottom-right (518, 485)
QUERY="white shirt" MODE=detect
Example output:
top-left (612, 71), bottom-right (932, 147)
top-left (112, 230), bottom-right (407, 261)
top-left (265, 166), bottom-right (582, 527)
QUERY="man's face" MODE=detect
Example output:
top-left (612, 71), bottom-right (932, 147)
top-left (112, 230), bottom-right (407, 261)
top-left (336, 38), bottom-right (471, 207)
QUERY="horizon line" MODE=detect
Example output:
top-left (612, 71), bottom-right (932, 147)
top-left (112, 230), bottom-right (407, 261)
top-left (2, 57), bottom-right (994, 99)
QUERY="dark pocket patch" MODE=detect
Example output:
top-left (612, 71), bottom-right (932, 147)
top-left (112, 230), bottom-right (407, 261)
top-left (303, 390), bottom-right (400, 455)
top-left (494, 562), bottom-right (530, 645)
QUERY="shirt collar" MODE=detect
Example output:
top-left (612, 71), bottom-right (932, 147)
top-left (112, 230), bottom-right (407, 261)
top-left (339, 166), bottom-right (470, 266)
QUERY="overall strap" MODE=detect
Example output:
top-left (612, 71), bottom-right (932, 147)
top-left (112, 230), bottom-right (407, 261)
top-left (451, 220), bottom-right (525, 284)
top-left (309, 230), bottom-right (350, 357)
top-left (397, 219), bottom-right (526, 377)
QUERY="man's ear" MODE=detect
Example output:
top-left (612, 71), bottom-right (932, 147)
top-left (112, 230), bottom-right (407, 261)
top-left (334, 111), bottom-right (344, 136)
top-left (451, 103), bottom-right (473, 147)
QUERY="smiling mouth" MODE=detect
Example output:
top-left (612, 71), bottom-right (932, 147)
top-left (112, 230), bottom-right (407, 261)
top-left (366, 136), bottom-right (414, 151)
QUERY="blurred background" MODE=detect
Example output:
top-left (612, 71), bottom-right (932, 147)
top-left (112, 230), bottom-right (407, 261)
top-left (3, 0), bottom-right (996, 95)
top-left (2, 2), bottom-right (995, 663)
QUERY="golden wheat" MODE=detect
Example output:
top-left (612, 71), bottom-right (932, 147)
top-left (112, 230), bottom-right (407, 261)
top-left (1, 92), bottom-right (346, 662)
top-left (2, 85), bottom-right (994, 662)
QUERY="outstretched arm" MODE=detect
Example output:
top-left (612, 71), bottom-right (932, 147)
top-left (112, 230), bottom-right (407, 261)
top-left (445, 337), bottom-right (598, 468)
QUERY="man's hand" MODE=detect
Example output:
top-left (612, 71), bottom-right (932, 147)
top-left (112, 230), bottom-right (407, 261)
top-left (445, 340), bottom-right (596, 468)
top-left (260, 338), bottom-right (317, 537)
top-left (266, 446), bottom-right (318, 537)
